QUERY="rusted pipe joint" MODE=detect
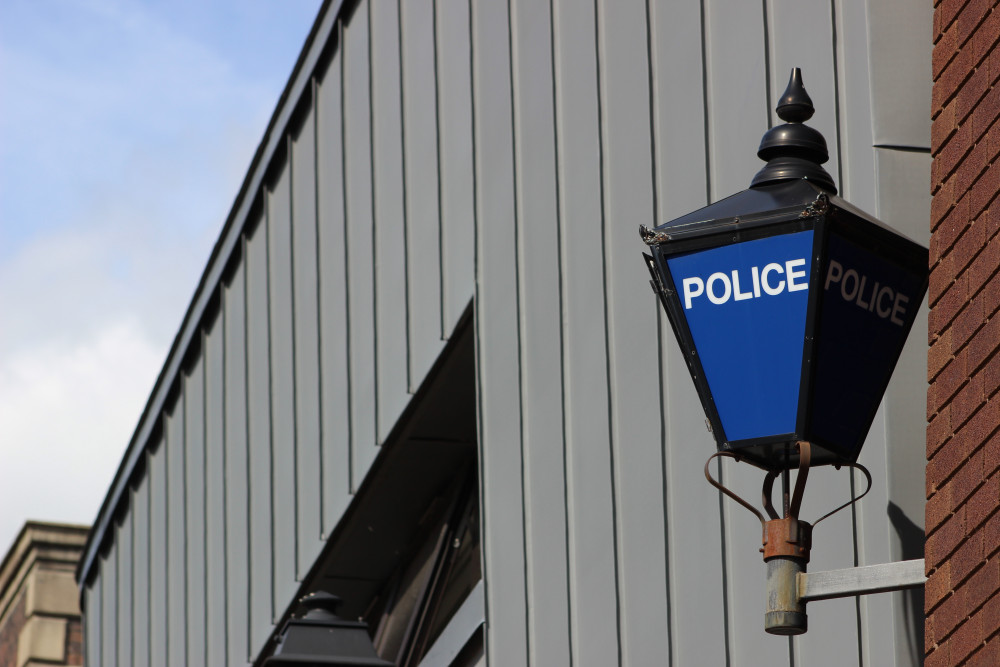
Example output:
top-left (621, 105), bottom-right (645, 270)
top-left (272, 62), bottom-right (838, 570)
top-left (762, 516), bottom-right (812, 562)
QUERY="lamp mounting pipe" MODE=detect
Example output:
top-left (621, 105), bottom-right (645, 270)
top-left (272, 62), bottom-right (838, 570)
top-left (704, 441), bottom-right (874, 635)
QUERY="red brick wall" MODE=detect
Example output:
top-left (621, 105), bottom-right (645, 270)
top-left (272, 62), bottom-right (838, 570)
top-left (66, 618), bottom-right (83, 665)
top-left (927, 1), bottom-right (1000, 665)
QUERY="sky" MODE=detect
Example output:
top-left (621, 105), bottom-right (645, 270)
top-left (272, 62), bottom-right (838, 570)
top-left (0, 0), bottom-right (324, 555)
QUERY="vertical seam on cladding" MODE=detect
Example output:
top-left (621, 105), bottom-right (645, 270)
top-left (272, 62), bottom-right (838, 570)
top-left (287, 133), bottom-right (301, 585)
top-left (468, 0), bottom-right (493, 662)
top-left (593, 0), bottom-right (624, 663)
top-left (505, 0), bottom-right (532, 660)
top-left (311, 76), bottom-right (326, 541)
top-left (340, 18), bottom-right (355, 494)
top-left (263, 188), bottom-right (277, 626)
top-left (548, 0), bottom-right (575, 661)
top-left (432, 0), bottom-right (447, 341)
top-left (368, 0), bottom-right (381, 449)
top-left (397, 0), bottom-right (414, 393)
top-left (830, 0), bottom-right (845, 192)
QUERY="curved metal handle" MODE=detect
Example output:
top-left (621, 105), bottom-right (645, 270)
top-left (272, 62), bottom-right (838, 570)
top-left (812, 461), bottom-right (872, 527)
top-left (704, 452), bottom-right (766, 526)
top-left (761, 441), bottom-right (811, 520)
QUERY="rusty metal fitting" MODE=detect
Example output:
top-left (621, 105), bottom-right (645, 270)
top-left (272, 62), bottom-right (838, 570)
top-left (762, 516), bottom-right (812, 562)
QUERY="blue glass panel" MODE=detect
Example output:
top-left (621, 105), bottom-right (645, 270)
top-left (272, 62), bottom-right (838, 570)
top-left (667, 231), bottom-right (813, 441)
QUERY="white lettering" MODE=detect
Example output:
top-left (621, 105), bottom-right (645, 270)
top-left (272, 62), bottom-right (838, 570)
top-left (707, 272), bottom-right (732, 305)
top-left (825, 259), bottom-right (843, 290)
top-left (682, 277), bottom-right (704, 310)
top-left (786, 258), bottom-right (808, 292)
top-left (761, 263), bottom-right (785, 295)
top-left (732, 270), bottom-right (753, 301)
top-left (841, 269), bottom-right (860, 301)
top-left (856, 276), bottom-right (870, 309)
top-left (891, 293), bottom-right (909, 326)
top-left (868, 282), bottom-right (880, 312)
top-left (678, 257), bottom-right (810, 309)
top-left (876, 286), bottom-right (894, 318)
top-left (824, 258), bottom-right (910, 327)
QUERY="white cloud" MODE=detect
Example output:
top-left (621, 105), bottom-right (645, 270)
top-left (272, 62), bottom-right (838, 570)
top-left (0, 318), bottom-right (162, 552)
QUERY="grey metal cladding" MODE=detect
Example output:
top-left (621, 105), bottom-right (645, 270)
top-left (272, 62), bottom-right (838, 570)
top-left (86, 562), bottom-right (101, 666)
top-left (148, 440), bottom-right (167, 667)
top-left (471, 0), bottom-right (529, 664)
top-left (509, 0), bottom-right (571, 664)
top-left (223, 256), bottom-right (251, 666)
top-left (165, 400), bottom-right (186, 664)
top-left (204, 309), bottom-right (227, 667)
top-left (315, 41), bottom-right (352, 540)
top-left (342, 0), bottom-right (378, 494)
top-left (435, 0), bottom-right (475, 336)
top-left (597, 0), bottom-right (672, 663)
top-left (184, 356), bottom-right (207, 666)
top-left (115, 505), bottom-right (133, 666)
top-left (266, 148), bottom-right (299, 621)
top-left (290, 102), bottom-right (324, 581)
top-left (245, 210), bottom-right (274, 651)
top-left (401, 0), bottom-right (444, 390)
top-left (370, 0), bottom-right (410, 445)
top-left (101, 543), bottom-right (116, 667)
top-left (131, 467), bottom-right (150, 667)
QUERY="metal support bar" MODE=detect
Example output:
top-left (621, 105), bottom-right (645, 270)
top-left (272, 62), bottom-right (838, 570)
top-left (798, 559), bottom-right (926, 602)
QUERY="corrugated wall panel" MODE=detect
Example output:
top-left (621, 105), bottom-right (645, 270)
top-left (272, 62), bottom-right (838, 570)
top-left (246, 212), bottom-right (275, 651)
top-left (867, 0), bottom-right (933, 149)
top-left (185, 356), bottom-right (207, 667)
top-left (290, 101), bottom-right (324, 579)
top-left (101, 547), bottom-right (116, 667)
top-left (649, 0), bottom-right (708, 222)
top-left (315, 40), bottom-right (353, 539)
top-left (224, 256), bottom-right (251, 666)
top-left (343, 0), bottom-right (378, 490)
top-left (647, 4), bottom-right (725, 666)
top-left (132, 464), bottom-right (150, 667)
top-left (767, 0), bottom-right (842, 188)
top-left (116, 507), bottom-right (132, 666)
top-left (370, 0), bottom-right (410, 443)
top-left (267, 151), bottom-right (300, 617)
top-left (86, 570), bottom-right (101, 666)
top-left (148, 439), bottom-right (167, 667)
top-left (401, 0), bottom-right (445, 383)
top-left (595, 2), bottom-right (672, 665)
top-left (550, 0), bottom-right (618, 664)
top-left (509, 0), bottom-right (572, 664)
top-left (471, 0), bottom-right (529, 662)
top-left (205, 311), bottom-right (228, 667)
top-left (436, 0), bottom-right (475, 335)
top-left (165, 400), bottom-right (186, 663)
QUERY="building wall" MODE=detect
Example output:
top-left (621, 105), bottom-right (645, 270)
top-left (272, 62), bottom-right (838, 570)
top-left (926, 1), bottom-right (1000, 665)
top-left (78, 0), bottom-right (933, 665)
top-left (475, 0), bottom-right (930, 665)
top-left (0, 522), bottom-right (88, 667)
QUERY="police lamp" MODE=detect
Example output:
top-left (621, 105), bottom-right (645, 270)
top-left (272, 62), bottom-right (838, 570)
top-left (641, 69), bottom-right (928, 634)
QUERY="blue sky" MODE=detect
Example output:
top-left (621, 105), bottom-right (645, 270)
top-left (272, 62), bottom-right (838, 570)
top-left (0, 0), bottom-right (323, 553)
